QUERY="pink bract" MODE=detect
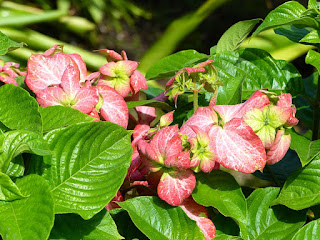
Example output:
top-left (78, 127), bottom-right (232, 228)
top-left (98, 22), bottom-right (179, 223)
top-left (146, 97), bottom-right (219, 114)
top-left (267, 129), bottom-right (291, 165)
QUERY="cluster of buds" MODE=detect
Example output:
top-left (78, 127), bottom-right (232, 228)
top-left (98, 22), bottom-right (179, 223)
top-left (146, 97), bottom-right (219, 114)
top-left (23, 45), bottom-right (148, 128)
top-left (0, 60), bottom-right (26, 86)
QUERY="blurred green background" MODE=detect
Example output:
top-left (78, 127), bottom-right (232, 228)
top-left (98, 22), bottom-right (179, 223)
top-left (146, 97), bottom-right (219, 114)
top-left (0, 0), bottom-right (312, 76)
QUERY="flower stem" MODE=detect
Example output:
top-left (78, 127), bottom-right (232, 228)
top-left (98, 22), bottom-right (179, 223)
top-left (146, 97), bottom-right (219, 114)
top-left (193, 89), bottom-right (199, 112)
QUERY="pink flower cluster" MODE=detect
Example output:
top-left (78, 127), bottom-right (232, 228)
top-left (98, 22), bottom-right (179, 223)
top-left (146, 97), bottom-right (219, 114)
top-left (24, 45), bottom-right (148, 128)
top-left (0, 60), bottom-right (26, 86)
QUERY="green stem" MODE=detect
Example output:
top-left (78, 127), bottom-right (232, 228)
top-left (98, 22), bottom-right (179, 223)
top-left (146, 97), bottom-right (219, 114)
top-left (312, 76), bottom-right (320, 140)
top-left (193, 89), bottom-right (199, 112)
top-left (0, 28), bottom-right (106, 71)
top-left (265, 165), bottom-right (280, 187)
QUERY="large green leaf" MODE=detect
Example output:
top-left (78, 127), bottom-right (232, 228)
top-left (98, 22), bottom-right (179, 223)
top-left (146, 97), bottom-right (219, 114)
top-left (244, 187), bottom-right (306, 240)
top-left (40, 106), bottom-right (94, 133)
top-left (0, 172), bottom-right (25, 201)
top-left (192, 171), bottom-right (246, 228)
top-left (292, 218), bottom-right (320, 239)
top-left (32, 121), bottom-right (132, 219)
top-left (0, 175), bottom-right (54, 240)
top-left (50, 209), bottom-right (123, 240)
top-left (145, 50), bottom-right (208, 80)
top-left (0, 84), bottom-right (42, 134)
top-left (300, 30), bottom-right (320, 44)
top-left (118, 196), bottom-right (205, 240)
top-left (252, 1), bottom-right (319, 36)
top-left (210, 48), bottom-right (303, 99)
top-left (306, 49), bottom-right (320, 74)
top-left (5, 155), bottom-right (24, 179)
top-left (273, 154), bottom-right (320, 210)
top-left (274, 25), bottom-right (311, 43)
top-left (0, 31), bottom-right (23, 55)
top-left (110, 208), bottom-right (148, 240)
top-left (214, 235), bottom-right (241, 240)
top-left (216, 19), bottom-right (261, 53)
top-left (216, 76), bottom-right (243, 105)
top-left (0, 130), bottom-right (51, 172)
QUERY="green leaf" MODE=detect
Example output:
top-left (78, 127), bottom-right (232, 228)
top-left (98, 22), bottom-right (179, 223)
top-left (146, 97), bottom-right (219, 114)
top-left (40, 106), bottom-right (94, 133)
top-left (213, 214), bottom-right (240, 237)
top-left (192, 171), bottom-right (246, 228)
top-left (0, 130), bottom-right (51, 172)
top-left (308, 0), bottom-right (320, 10)
top-left (50, 209), bottom-right (123, 240)
top-left (245, 187), bottom-right (306, 240)
top-left (126, 100), bottom-right (172, 111)
top-left (300, 30), bottom-right (320, 43)
top-left (0, 175), bottom-right (54, 240)
top-left (275, 25), bottom-right (311, 43)
top-left (306, 49), bottom-right (320, 73)
top-left (214, 235), bottom-right (241, 240)
top-left (145, 50), bottom-right (208, 80)
top-left (292, 218), bottom-right (320, 239)
top-left (0, 84), bottom-right (42, 134)
top-left (216, 19), bottom-right (261, 53)
top-left (118, 196), bottom-right (205, 240)
top-left (5, 155), bottom-right (24, 179)
top-left (273, 154), bottom-right (320, 210)
top-left (0, 31), bottom-right (23, 55)
top-left (110, 208), bottom-right (148, 240)
top-left (33, 121), bottom-right (132, 220)
top-left (252, 1), bottom-right (318, 36)
top-left (290, 130), bottom-right (312, 166)
top-left (216, 76), bottom-right (243, 105)
top-left (210, 48), bottom-right (303, 99)
top-left (0, 172), bottom-right (25, 201)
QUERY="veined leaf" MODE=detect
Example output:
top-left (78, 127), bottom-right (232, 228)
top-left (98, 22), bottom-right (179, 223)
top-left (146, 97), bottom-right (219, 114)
top-left (216, 19), bottom-right (261, 53)
top-left (216, 76), bottom-right (243, 105)
top-left (306, 49), bottom-right (320, 73)
top-left (292, 218), bottom-right (320, 239)
top-left (300, 30), bottom-right (320, 44)
top-left (210, 48), bottom-right (303, 99)
top-left (0, 31), bottom-right (23, 55)
top-left (32, 121), bottom-right (132, 219)
top-left (273, 154), bottom-right (320, 210)
top-left (40, 106), bottom-right (95, 133)
top-left (0, 84), bottom-right (42, 134)
top-left (145, 50), bottom-right (208, 80)
top-left (0, 172), bottom-right (25, 201)
top-left (253, 1), bottom-right (319, 36)
top-left (50, 209), bottom-right (123, 240)
top-left (0, 175), bottom-right (54, 240)
top-left (275, 25), bottom-right (311, 44)
top-left (119, 196), bottom-right (205, 240)
top-left (0, 130), bottom-right (51, 172)
top-left (5, 155), bottom-right (24, 179)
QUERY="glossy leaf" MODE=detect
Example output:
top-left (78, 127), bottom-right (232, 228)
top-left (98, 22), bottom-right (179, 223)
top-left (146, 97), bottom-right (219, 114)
top-left (118, 196), bottom-right (205, 240)
top-left (273, 154), bottom-right (320, 210)
top-left (110, 208), bottom-right (148, 240)
top-left (244, 187), bottom-right (306, 240)
top-left (0, 130), bottom-right (51, 173)
top-left (214, 235), bottom-right (241, 240)
top-left (0, 175), bottom-right (54, 240)
top-left (292, 218), bottom-right (320, 239)
top-left (40, 106), bottom-right (94, 133)
top-left (210, 48), bottom-right (303, 99)
top-left (216, 76), bottom-right (243, 105)
top-left (192, 171), bottom-right (246, 228)
top-left (253, 1), bottom-right (318, 36)
top-left (5, 155), bottom-right (24, 179)
top-left (0, 172), bottom-right (25, 201)
top-left (33, 121), bottom-right (132, 219)
top-left (216, 19), bottom-right (261, 53)
top-left (50, 209), bottom-right (123, 240)
top-left (274, 25), bottom-right (311, 43)
top-left (0, 84), bottom-right (42, 134)
top-left (0, 31), bottom-right (23, 55)
top-left (126, 100), bottom-right (172, 111)
top-left (306, 49), bottom-right (320, 74)
top-left (145, 50), bottom-right (208, 80)
top-left (300, 30), bottom-right (320, 43)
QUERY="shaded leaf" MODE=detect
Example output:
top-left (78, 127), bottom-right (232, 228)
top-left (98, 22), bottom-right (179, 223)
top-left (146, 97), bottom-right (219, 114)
top-left (5, 155), bottom-right (24, 179)
top-left (145, 50), bottom-right (208, 80)
top-left (118, 196), bottom-right (205, 240)
top-left (213, 214), bottom-right (240, 237)
top-left (50, 209), bottom-right (122, 240)
top-left (216, 19), bottom-right (261, 53)
top-left (0, 31), bottom-right (23, 55)
top-left (0, 84), bottom-right (42, 134)
top-left (0, 175), bottom-right (54, 240)
top-left (32, 122), bottom-right (132, 219)
top-left (0, 172), bottom-right (25, 201)
top-left (274, 25), bottom-right (311, 43)
top-left (300, 30), bottom-right (320, 43)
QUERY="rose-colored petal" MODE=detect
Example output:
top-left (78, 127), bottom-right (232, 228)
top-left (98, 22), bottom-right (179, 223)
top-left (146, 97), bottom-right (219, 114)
top-left (160, 111), bottom-right (174, 127)
top-left (99, 62), bottom-right (117, 77)
top-left (164, 151), bottom-right (190, 169)
top-left (158, 170), bottom-right (196, 206)
top-left (132, 124), bottom-right (150, 148)
top-left (214, 90), bottom-right (270, 123)
top-left (267, 129), bottom-right (291, 165)
top-left (180, 107), bottom-right (218, 138)
top-left (209, 118), bottom-right (266, 173)
top-left (130, 70), bottom-right (148, 94)
top-left (72, 87), bottom-right (99, 114)
top-left (0, 75), bottom-right (18, 86)
top-left (36, 87), bottom-right (67, 107)
top-left (98, 49), bottom-right (124, 61)
top-left (106, 190), bottom-right (124, 211)
top-left (277, 93), bottom-right (292, 108)
top-left (185, 67), bottom-right (205, 75)
top-left (98, 85), bottom-right (129, 128)
top-left (69, 54), bottom-right (87, 81)
top-left (88, 108), bottom-right (100, 121)
top-left (60, 64), bottom-right (81, 97)
top-left (43, 45), bottom-right (63, 56)
top-left (126, 149), bottom-right (142, 180)
top-left (135, 106), bottom-right (156, 125)
top-left (194, 60), bottom-right (214, 68)
top-left (25, 53), bottom-right (76, 93)
top-left (197, 218), bottom-right (216, 240)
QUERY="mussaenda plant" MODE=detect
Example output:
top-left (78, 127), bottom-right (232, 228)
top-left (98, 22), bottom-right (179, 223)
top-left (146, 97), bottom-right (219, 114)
top-left (2, 2), bottom-right (320, 238)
